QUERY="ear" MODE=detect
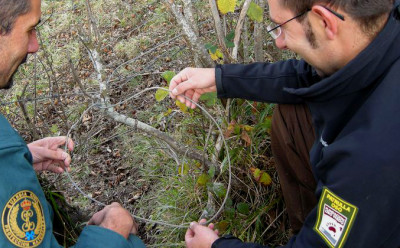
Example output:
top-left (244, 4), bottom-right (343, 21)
top-left (310, 5), bottom-right (340, 40)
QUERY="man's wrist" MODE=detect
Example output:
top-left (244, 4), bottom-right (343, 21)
top-left (211, 235), bottom-right (241, 248)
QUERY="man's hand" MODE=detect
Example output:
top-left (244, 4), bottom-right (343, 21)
top-left (28, 136), bottom-right (74, 173)
top-left (169, 68), bottom-right (216, 109)
top-left (185, 219), bottom-right (219, 248)
top-left (88, 202), bottom-right (138, 239)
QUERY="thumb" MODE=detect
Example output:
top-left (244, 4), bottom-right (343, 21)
top-left (171, 79), bottom-right (195, 96)
top-left (189, 221), bottom-right (203, 233)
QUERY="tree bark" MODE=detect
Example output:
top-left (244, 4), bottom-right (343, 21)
top-left (167, 0), bottom-right (214, 68)
top-left (254, 0), bottom-right (266, 62)
top-left (232, 0), bottom-right (252, 61)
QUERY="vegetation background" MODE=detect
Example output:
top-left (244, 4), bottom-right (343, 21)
top-left (0, 0), bottom-right (297, 247)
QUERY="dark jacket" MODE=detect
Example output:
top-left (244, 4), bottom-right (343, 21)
top-left (213, 3), bottom-right (400, 248)
top-left (0, 114), bottom-right (145, 248)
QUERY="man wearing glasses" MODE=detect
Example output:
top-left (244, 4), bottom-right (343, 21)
top-left (169, 0), bottom-right (400, 247)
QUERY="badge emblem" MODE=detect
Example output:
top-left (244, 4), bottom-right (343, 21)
top-left (2, 190), bottom-right (46, 247)
top-left (314, 187), bottom-right (358, 248)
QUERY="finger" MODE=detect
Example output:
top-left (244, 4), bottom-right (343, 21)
top-left (44, 148), bottom-right (70, 165)
top-left (214, 229), bottom-right (219, 235)
top-left (46, 163), bottom-right (64, 174)
top-left (172, 79), bottom-right (196, 97)
top-left (189, 221), bottom-right (205, 233)
top-left (185, 227), bottom-right (195, 240)
top-left (199, 219), bottom-right (207, 225)
top-left (88, 205), bottom-right (109, 225)
top-left (110, 202), bottom-right (122, 208)
top-left (57, 148), bottom-right (72, 168)
top-left (191, 92), bottom-right (202, 109)
top-left (170, 70), bottom-right (189, 98)
top-left (208, 223), bottom-right (215, 230)
top-left (169, 78), bottom-right (179, 99)
top-left (185, 90), bottom-right (194, 108)
top-left (66, 137), bottom-right (74, 151)
top-left (130, 220), bottom-right (138, 235)
top-left (176, 95), bottom-right (186, 105)
top-left (56, 136), bottom-right (74, 151)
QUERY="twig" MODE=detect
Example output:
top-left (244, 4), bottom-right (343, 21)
top-left (208, 0), bottom-right (231, 63)
top-left (254, 0), bottom-right (266, 62)
top-left (260, 208), bottom-right (286, 238)
top-left (166, 0), bottom-right (214, 68)
top-left (17, 95), bottom-right (39, 139)
top-left (232, 0), bottom-right (252, 61)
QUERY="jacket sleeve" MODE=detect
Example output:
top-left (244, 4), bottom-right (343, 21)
top-left (212, 235), bottom-right (269, 248)
top-left (71, 226), bottom-right (146, 248)
top-left (215, 59), bottom-right (320, 104)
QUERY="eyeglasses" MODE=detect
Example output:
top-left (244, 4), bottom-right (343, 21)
top-left (267, 6), bottom-right (345, 40)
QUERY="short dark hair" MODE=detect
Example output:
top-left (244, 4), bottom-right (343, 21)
top-left (282, 0), bottom-right (394, 36)
top-left (0, 0), bottom-right (31, 35)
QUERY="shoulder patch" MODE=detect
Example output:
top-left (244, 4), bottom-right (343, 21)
top-left (2, 190), bottom-right (46, 247)
top-left (314, 187), bottom-right (358, 248)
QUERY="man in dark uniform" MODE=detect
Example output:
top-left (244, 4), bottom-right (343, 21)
top-left (0, 0), bottom-right (145, 247)
top-left (169, 0), bottom-right (400, 247)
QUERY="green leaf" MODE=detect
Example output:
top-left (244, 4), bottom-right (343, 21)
top-left (237, 202), bottom-right (250, 215)
top-left (260, 171), bottom-right (272, 186)
top-left (209, 50), bottom-right (219, 61)
top-left (216, 49), bottom-right (223, 59)
top-left (224, 31), bottom-right (235, 48)
top-left (155, 87), bottom-right (169, 102)
top-left (225, 40), bottom-right (234, 48)
top-left (216, 220), bottom-right (230, 232)
top-left (212, 182), bottom-right (227, 198)
top-left (225, 198), bottom-right (233, 207)
top-left (217, 0), bottom-right (236, 15)
top-left (50, 124), bottom-right (59, 134)
top-left (226, 31), bottom-right (235, 41)
top-left (233, 124), bottom-right (241, 135)
top-left (205, 43), bottom-right (218, 54)
top-left (252, 168), bottom-right (261, 179)
top-left (175, 100), bottom-right (188, 113)
top-left (199, 92), bottom-right (217, 107)
top-left (162, 71), bottom-right (176, 84)
top-left (197, 173), bottom-right (210, 186)
top-left (164, 108), bottom-right (173, 117)
top-left (208, 165), bottom-right (216, 178)
top-left (247, 2), bottom-right (263, 23)
top-left (224, 207), bottom-right (235, 219)
top-left (178, 163), bottom-right (189, 175)
top-left (220, 156), bottom-right (229, 174)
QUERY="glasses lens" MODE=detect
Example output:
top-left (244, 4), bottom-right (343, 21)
top-left (267, 23), bottom-right (281, 39)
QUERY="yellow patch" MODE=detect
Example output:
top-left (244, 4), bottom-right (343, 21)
top-left (2, 190), bottom-right (46, 247)
top-left (314, 187), bottom-right (358, 248)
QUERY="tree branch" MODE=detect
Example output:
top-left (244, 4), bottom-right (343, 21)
top-left (166, 0), bottom-right (214, 68)
top-left (232, 0), bottom-right (252, 61)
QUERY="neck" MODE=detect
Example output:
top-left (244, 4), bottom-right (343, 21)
top-left (324, 13), bottom-right (389, 76)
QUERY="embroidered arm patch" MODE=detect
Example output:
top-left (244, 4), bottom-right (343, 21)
top-left (314, 187), bottom-right (358, 248)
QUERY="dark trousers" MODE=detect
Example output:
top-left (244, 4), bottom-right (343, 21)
top-left (270, 104), bottom-right (318, 233)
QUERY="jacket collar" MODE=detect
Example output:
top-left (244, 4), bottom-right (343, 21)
top-left (284, 2), bottom-right (400, 101)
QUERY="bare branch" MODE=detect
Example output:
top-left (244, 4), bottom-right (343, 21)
top-left (254, 0), bottom-right (266, 62)
top-left (183, 0), bottom-right (199, 35)
top-left (208, 0), bottom-right (231, 63)
top-left (166, 0), bottom-right (214, 68)
top-left (232, 0), bottom-right (252, 61)
top-left (79, 2), bottom-right (217, 172)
